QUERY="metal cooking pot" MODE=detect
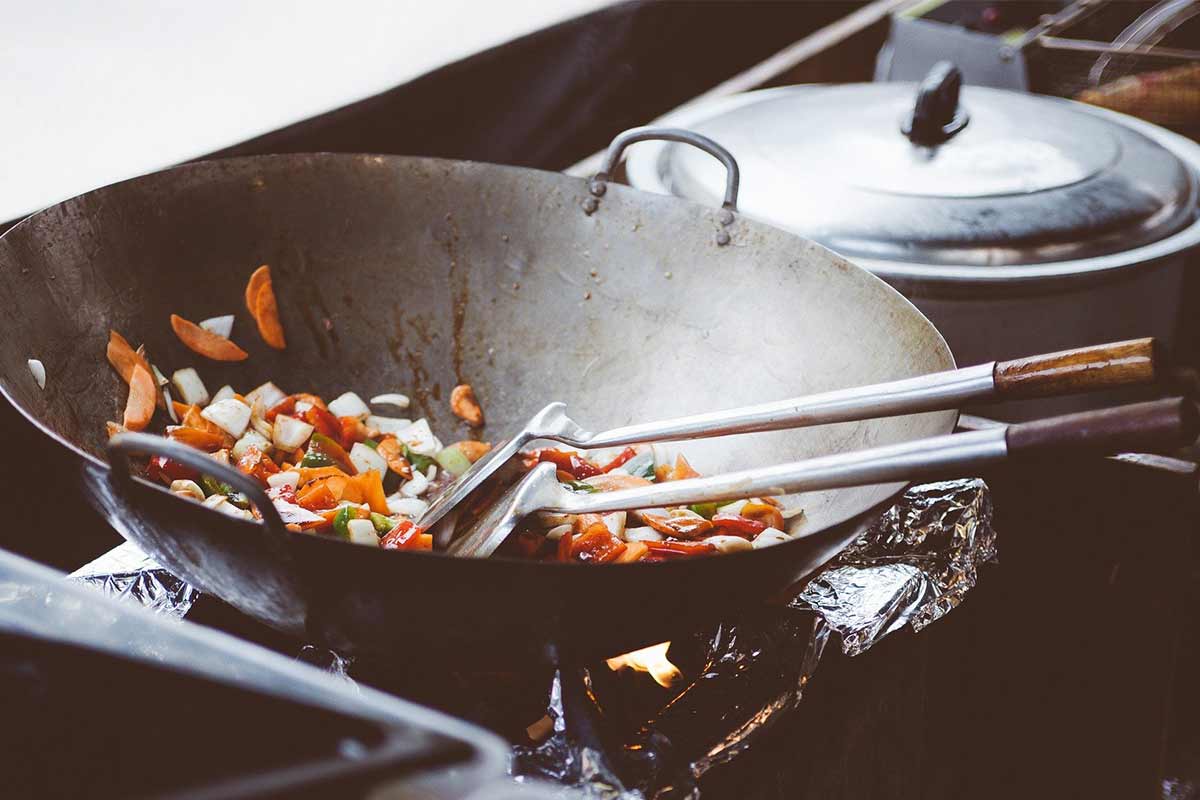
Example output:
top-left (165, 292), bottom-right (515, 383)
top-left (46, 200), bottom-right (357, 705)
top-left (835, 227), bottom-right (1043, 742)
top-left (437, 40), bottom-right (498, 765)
top-left (0, 129), bottom-right (961, 664)
top-left (625, 64), bottom-right (1200, 417)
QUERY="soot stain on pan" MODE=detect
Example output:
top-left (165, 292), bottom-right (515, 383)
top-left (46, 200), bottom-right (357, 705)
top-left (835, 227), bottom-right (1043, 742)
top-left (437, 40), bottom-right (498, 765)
top-left (286, 244), bottom-right (335, 359)
top-left (440, 212), bottom-right (469, 388)
top-left (387, 311), bottom-right (434, 421)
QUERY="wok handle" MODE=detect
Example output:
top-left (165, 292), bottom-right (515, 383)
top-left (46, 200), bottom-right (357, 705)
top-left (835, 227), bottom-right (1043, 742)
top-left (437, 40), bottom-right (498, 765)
top-left (578, 338), bottom-right (1165, 450)
top-left (560, 399), bottom-right (1199, 514)
top-left (994, 338), bottom-right (1165, 399)
top-left (591, 126), bottom-right (740, 211)
top-left (106, 432), bottom-right (289, 536)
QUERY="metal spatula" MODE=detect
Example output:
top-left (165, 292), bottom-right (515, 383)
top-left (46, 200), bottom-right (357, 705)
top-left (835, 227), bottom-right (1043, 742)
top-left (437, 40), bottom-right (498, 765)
top-left (423, 338), bottom-right (1162, 539)
top-left (447, 397), bottom-right (1197, 558)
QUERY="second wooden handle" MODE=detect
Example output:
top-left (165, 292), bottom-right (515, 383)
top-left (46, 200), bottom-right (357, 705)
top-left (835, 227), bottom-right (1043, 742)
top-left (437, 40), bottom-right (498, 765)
top-left (994, 338), bottom-right (1163, 399)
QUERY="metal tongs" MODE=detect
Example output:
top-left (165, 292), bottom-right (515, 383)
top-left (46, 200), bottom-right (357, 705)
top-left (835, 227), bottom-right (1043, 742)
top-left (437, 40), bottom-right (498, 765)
top-left (427, 338), bottom-right (1168, 549)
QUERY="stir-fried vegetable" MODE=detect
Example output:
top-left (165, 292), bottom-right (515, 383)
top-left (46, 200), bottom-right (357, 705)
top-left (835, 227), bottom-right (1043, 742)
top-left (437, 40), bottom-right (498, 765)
top-left (106, 268), bottom-right (801, 559)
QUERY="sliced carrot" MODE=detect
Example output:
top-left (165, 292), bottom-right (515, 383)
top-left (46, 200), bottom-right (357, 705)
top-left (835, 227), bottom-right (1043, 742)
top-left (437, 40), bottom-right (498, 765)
top-left (106, 330), bottom-right (152, 384)
top-left (670, 455), bottom-right (701, 481)
top-left (296, 481), bottom-right (336, 511)
top-left (122, 364), bottom-right (156, 431)
top-left (180, 404), bottom-right (231, 440)
top-left (245, 264), bottom-right (271, 316)
top-left (353, 469), bottom-right (389, 514)
top-left (615, 541), bottom-right (649, 563)
top-left (254, 278), bottom-right (287, 350)
top-left (170, 314), bottom-right (248, 362)
top-left (167, 426), bottom-right (227, 452)
top-left (416, 533), bottom-right (433, 550)
top-left (296, 466), bottom-right (349, 486)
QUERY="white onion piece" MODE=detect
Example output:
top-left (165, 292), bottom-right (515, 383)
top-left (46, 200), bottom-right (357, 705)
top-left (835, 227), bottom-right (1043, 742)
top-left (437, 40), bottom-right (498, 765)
top-left (545, 524), bottom-right (572, 541)
top-left (349, 442), bottom-right (388, 476)
top-left (752, 528), bottom-right (791, 549)
top-left (370, 393), bottom-right (410, 409)
top-left (295, 400), bottom-right (313, 415)
top-left (346, 518), bottom-right (380, 546)
top-left (398, 418), bottom-right (441, 456)
top-left (232, 430), bottom-right (272, 460)
top-left (273, 500), bottom-right (324, 525)
top-left (703, 535), bottom-right (753, 554)
top-left (246, 381), bottom-right (286, 409)
top-left (535, 511), bottom-right (575, 528)
top-left (267, 471), bottom-right (300, 490)
top-left (150, 364), bottom-right (169, 387)
top-left (425, 464), bottom-right (437, 481)
top-left (603, 511), bottom-right (627, 539)
top-left (163, 387), bottom-right (179, 423)
top-left (328, 391), bottom-right (370, 419)
top-left (211, 384), bottom-right (237, 404)
top-left (201, 398), bottom-right (251, 438)
top-left (780, 506), bottom-right (806, 520)
top-left (169, 479), bottom-right (205, 501)
top-left (272, 414), bottom-right (314, 450)
top-left (203, 495), bottom-right (252, 520)
top-left (171, 368), bottom-right (209, 407)
top-left (386, 494), bottom-right (429, 518)
top-left (400, 470), bottom-right (429, 497)
top-left (716, 499), bottom-right (749, 516)
top-left (367, 415), bottom-right (413, 436)
top-left (26, 359), bottom-right (45, 389)
top-left (199, 315), bottom-right (234, 339)
top-left (622, 526), bottom-right (664, 543)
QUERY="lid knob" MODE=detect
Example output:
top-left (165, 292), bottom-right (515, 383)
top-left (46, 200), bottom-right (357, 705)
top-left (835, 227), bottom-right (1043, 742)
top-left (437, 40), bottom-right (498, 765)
top-left (902, 61), bottom-right (970, 147)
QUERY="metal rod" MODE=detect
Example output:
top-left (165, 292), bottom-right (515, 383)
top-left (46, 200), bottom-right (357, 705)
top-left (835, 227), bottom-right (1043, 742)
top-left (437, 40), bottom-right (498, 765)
top-left (579, 363), bottom-right (995, 448)
top-left (555, 428), bottom-right (1009, 513)
top-left (1035, 34), bottom-right (1200, 60)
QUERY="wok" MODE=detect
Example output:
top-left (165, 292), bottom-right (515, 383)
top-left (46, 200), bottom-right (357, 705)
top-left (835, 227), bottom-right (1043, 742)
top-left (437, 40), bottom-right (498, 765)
top-left (0, 128), bottom-right (961, 663)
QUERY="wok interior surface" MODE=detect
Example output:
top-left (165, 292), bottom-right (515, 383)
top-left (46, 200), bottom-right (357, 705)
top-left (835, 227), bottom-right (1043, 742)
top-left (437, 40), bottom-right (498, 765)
top-left (0, 153), bottom-right (955, 660)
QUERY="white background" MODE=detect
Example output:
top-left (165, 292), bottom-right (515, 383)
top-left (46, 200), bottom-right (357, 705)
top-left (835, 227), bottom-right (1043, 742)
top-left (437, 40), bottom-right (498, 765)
top-left (1, 0), bottom-right (609, 222)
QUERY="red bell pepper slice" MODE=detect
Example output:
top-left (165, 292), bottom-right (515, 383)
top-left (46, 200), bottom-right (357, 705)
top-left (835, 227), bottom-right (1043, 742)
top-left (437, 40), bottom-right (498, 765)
top-left (710, 513), bottom-right (767, 539)
top-left (147, 455), bottom-right (199, 484)
top-left (381, 520), bottom-right (426, 550)
top-left (599, 447), bottom-right (638, 473)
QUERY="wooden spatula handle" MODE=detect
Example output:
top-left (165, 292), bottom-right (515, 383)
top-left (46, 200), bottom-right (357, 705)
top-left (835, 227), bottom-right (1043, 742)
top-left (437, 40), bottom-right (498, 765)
top-left (1006, 397), bottom-right (1198, 457)
top-left (993, 338), bottom-right (1164, 399)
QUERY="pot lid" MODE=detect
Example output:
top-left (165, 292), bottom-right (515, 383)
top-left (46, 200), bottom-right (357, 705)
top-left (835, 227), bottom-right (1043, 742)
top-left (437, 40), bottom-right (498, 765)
top-left (628, 64), bottom-right (1198, 268)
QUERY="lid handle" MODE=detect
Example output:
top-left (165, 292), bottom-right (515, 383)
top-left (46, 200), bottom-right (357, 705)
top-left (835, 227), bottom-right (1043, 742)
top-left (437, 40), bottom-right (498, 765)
top-left (902, 61), bottom-right (969, 146)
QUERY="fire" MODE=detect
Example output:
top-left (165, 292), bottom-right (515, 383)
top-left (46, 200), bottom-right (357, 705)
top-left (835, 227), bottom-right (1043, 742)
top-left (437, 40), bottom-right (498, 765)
top-left (605, 641), bottom-right (682, 688)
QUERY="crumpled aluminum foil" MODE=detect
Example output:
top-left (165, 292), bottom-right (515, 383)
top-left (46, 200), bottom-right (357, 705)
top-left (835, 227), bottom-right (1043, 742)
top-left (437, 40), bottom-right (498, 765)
top-left (70, 541), bottom-right (199, 619)
top-left (67, 479), bottom-right (994, 800)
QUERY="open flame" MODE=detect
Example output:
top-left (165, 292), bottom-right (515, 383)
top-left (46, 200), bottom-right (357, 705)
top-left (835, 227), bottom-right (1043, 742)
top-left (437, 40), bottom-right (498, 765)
top-left (605, 641), bottom-right (682, 688)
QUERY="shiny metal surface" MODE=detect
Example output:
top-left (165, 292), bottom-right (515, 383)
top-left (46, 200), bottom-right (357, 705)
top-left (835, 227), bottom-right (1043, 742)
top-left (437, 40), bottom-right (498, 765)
top-left (626, 84), bottom-right (1200, 279)
top-left (448, 428), bottom-right (1009, 558)
top-left (424, 363), bottom-right (995, 532)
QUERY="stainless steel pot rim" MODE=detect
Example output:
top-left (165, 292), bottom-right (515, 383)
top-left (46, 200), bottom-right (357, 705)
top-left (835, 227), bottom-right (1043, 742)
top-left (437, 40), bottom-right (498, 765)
top-left (625, 86), bottom-right (1200, 287)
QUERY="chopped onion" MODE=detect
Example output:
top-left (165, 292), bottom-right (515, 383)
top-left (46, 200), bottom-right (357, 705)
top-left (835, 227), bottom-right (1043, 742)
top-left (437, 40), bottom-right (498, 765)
top-left (780, 506), bottom-right (806, 520)
top-left (273, 414), bottom-right (314, 450)
top-left (752, 528), bottom-right (791, 549)
top-left (26, 359), bottom-right (45, 389)
top-left (398, 418), bottom-right (440, 456)
top-left (716, 499), bottom-right (749, 516)
top-left (273, 499), bottom-right (324, 525)
top-left (603, 511), bottom-right (627, 539)
top-left (199, 315), bottom-right (235, 339)
top-left (246, 381), bottom-right (286, 409)
top-left (232, 429), bottom-right (272, 460)
top-left (346, 518), bottom-right (380, 546)
top-left (328, 391), bottom-right (370, 419)
top-left (536, 511), bottom-right (575, 528)
top-left (545, 523), bottom-right (572, 541)
top-left (201, 398), bottom-right (251, 438)
top-left (349, 441), bottom-right (388, 475)
top-left (171, 368), bottom-right (209, 407)
top-left (211, 384), bottom-right (237, 404)
top-left (370, 393), bottom-right (410, 409)
top-left (150, 364), bottom-right (169, 387)
top-left (400, 470), bottom-right (429, 497)
top-left (435, 445), bottom-right (472, 477)
top-left (425, 464), bottom-right (437, 481)
top-left (622, 526), bottom-right (664, 543)
top-left (366, 415), bottom-right (412, 436)
top-left (295, 400), bottom-right (313, 414)
top-left (203, 494), bottom-right (252, 520)
top-left (169, 479), bottom-right (205, 501)
top-left (386, 494), bottom-right (429, 518)
top-left (163, 388), bottom-right (179, 423)
top-left (267, 470), bottom-right (300, 490)
top-left (703, 534), bottom-right (753, 554)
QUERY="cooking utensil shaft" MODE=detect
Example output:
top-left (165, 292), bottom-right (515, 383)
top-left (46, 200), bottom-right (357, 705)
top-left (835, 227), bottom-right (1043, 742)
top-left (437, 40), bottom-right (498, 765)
top-left (579, 338), bottom-right (1161, 448)
top-left (557, 397), bottom-right (1195, 514)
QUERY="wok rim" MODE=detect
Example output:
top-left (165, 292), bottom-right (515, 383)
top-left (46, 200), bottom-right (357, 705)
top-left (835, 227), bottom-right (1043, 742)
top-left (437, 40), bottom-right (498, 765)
top-left (0, 149), bottom-right (957, 571)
